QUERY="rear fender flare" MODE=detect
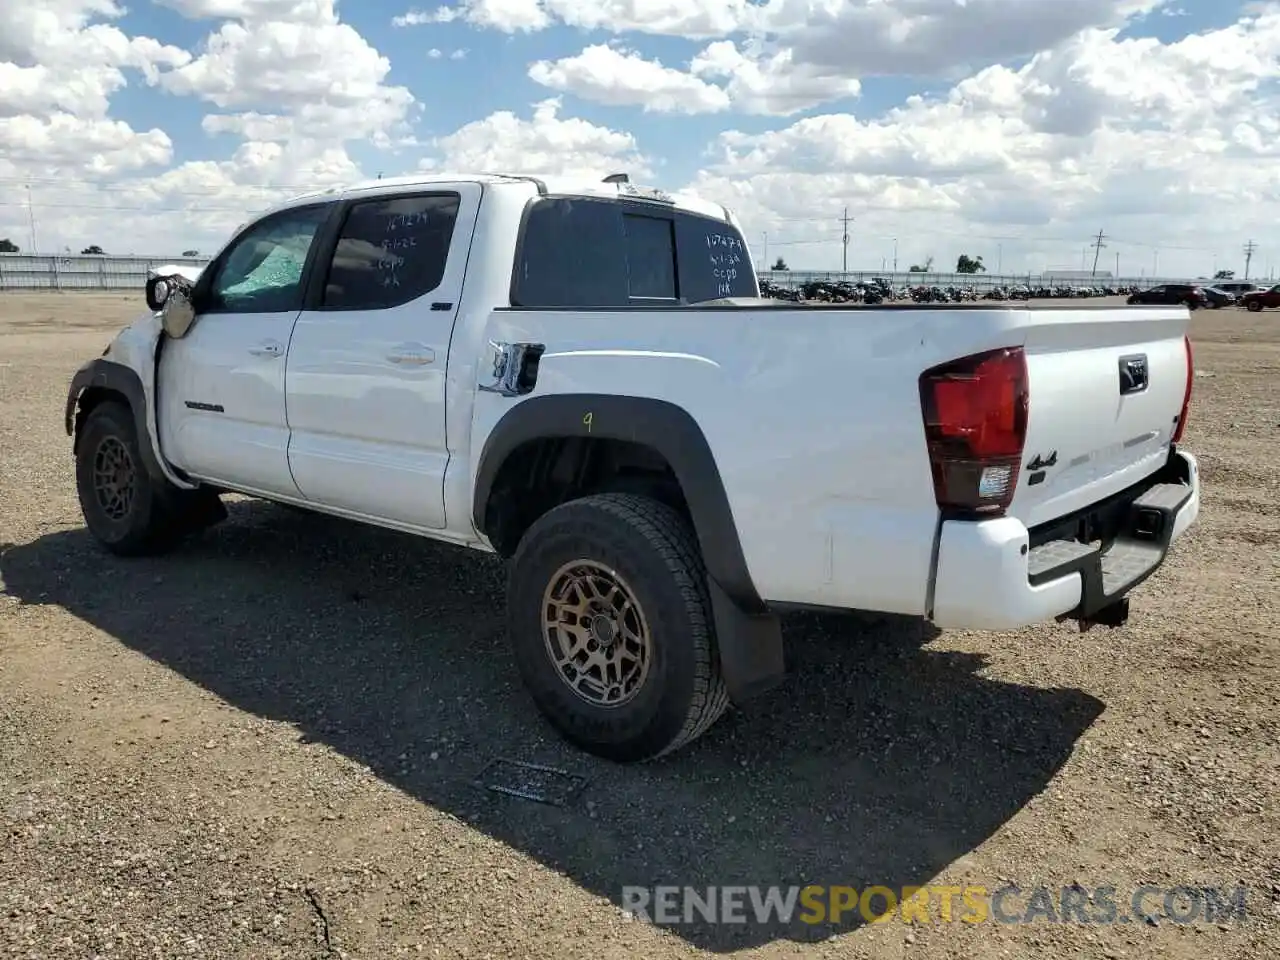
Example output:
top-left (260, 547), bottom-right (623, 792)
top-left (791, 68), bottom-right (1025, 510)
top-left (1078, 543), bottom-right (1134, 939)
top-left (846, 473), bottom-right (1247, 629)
top-left (472, 393), bottom-right (785, 703)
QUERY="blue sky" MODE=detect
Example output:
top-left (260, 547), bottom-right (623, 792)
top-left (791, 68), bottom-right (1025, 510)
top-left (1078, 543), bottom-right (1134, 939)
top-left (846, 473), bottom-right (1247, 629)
top-left (3, 0), bottom-right (1277, 274)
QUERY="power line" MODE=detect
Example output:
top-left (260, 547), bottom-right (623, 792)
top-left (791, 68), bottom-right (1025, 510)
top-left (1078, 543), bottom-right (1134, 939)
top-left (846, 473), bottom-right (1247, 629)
top-left (1243, 239), bottom-right (1257, 280)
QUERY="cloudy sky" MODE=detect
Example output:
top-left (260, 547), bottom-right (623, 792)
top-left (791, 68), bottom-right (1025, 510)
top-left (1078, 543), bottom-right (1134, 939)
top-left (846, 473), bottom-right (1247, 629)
top-left (0, 0), bottom-right (1276, 277)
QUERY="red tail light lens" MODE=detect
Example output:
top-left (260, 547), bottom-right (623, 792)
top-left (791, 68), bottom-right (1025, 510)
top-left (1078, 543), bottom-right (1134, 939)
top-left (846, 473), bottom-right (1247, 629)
top-left (1172, 334), bottom-right (1193, 443)
top-left (919, 346), bottom-right (1029, 515)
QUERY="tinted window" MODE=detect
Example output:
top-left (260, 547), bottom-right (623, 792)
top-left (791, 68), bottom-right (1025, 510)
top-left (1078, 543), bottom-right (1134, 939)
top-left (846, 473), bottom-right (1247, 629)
top-left (674, 217), bottom-right (754, 302)
top-left (208, 204), bottom-right (330, 314)
top-left (514, 199), bottom-right (627, 307)
top-left (624, 214), bottom-right (676, 299)
top-left (321, 193), bottom-right (460, 310)
top-left (511, 196), bottom-right (756, 307)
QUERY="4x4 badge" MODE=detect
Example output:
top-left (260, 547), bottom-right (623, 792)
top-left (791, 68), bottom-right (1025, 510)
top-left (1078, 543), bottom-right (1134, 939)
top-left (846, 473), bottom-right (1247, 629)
top-left (1027, 451), bottom-right (1058, 471)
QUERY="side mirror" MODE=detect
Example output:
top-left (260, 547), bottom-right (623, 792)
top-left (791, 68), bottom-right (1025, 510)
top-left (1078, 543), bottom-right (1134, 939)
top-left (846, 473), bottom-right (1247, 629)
top-left (160, 293), bottom-right (197, 339)
top-left (145, 275), bottom-right (171, 311)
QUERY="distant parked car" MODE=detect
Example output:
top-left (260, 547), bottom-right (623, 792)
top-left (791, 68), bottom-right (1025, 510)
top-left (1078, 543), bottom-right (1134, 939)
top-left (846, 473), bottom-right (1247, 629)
top-left (1241, 284), bottom-right (1280, 312)
top-left (1211, 281), bottom-right (1264, 298)
top-left (1201, 286), bottom-right (1236, 308)
top-left (1127, 283), bottom-right (1208, 309)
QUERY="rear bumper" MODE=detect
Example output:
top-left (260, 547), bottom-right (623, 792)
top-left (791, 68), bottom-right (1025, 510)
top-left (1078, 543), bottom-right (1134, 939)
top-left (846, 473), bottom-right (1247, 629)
top-left (929, 449), bottom-right (1200, 630)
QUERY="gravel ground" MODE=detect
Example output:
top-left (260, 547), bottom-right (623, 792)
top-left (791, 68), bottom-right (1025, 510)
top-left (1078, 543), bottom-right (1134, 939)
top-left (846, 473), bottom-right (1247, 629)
top-left (1, 293), bottom-right (1278, 960)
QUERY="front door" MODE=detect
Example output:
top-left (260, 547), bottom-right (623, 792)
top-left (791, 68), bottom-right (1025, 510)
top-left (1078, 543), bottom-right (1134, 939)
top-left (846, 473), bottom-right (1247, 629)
top-left (156, 202), bottom-right (333, 497)
top-left (284, 183), bottom-right (480, 529)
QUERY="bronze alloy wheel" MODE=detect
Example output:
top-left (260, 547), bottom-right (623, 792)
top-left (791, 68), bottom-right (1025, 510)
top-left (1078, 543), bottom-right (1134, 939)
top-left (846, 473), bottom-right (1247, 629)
top-left (92, 435), bottom-right (136, 522)
top-left (541, 559), bottom-right (653, 708)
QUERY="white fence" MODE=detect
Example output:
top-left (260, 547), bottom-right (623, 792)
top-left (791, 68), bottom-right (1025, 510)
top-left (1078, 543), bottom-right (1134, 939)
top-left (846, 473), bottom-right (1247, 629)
top-left (0, 254), bottom-right (212, 291)
top-left (0, 253), bottom-right (1222, 293)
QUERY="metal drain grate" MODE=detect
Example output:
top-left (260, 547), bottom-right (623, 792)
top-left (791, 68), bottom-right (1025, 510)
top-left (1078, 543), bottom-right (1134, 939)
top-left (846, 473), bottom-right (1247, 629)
top-left (474, 758), bottom-right (589, 807)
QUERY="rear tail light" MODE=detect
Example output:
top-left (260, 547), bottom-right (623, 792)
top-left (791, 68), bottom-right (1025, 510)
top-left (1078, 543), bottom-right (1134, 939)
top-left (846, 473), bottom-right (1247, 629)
top-left (919, 346), bottom-right (1029, 515)
top-left (1172, 334), bottom-right (1193, 443)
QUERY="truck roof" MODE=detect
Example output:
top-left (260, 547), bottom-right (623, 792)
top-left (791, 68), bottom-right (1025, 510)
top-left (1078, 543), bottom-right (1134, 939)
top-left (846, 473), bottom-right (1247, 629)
top-left (275, 172), bottom-right (733, 224)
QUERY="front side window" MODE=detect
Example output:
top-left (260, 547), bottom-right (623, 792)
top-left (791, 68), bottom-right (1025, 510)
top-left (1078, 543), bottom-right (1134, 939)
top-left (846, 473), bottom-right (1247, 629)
top-left (321, 193), bottom-right (461, 310)
top-left (208, 204), bottom-right (331, 313)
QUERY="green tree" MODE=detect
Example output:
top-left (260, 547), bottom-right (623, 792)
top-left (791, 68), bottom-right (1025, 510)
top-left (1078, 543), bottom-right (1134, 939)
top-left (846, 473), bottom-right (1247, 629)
top-left (0, 238), bottom-right (18, 253)
top-left (81, 245), bottom-right (105, 255)
top-left (182, 249), bottom-right (200, 257)
top-left (908, 256), bottom-right (934, 273)
top-left (770, 256), bottom-right (789, 270)
top-left (1213, 269), bottom-right (1234, 280)
top-left (956, 253), bottom-right (986, 274)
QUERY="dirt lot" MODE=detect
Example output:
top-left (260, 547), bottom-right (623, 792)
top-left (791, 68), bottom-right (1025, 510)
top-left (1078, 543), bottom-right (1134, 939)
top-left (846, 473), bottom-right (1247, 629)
top-left (1, 292), bottom-right (1277, 959)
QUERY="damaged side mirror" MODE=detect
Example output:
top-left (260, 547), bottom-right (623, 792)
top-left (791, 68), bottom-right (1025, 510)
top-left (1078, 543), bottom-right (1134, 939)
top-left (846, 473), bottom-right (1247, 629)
top-left (146, 274), bottom-right (198, 339)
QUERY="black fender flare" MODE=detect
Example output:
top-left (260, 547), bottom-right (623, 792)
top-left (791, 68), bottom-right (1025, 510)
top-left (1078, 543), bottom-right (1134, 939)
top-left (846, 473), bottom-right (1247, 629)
top-left (472, 393), bottom-right (785, 703)
top-left (66, 358), bottom-right (175, 488)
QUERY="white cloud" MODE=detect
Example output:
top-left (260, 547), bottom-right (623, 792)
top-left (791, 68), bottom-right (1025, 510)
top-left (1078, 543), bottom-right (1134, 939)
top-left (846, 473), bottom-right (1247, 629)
top-left (430, 98), bottom-right (650, 179)
top-left (684, 8), bottom-right (1280, 273)
top-left (528, 45), bottom-right (730, 114)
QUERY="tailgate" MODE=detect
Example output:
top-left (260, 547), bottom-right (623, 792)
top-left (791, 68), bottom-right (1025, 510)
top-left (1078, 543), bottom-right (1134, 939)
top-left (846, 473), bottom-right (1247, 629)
top-left (1008, 306), bottom-right (1191, 529)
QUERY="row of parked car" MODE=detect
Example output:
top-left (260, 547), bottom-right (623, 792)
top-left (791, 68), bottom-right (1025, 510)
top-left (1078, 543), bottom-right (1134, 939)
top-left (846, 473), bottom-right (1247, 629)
top-left (756, 278), bottom-right (1143, 303)
top-left (1127, 280), bottom-right (1280, 311)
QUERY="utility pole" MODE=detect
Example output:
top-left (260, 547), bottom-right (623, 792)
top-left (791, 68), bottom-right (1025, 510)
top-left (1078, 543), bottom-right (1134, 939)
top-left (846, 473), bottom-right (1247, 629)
top-left (840, 206), bottom-right (852, 273)
top-left (1115, 251), bottom-right (1120, 277)
top-left (1243, 239), bottom-right (1257, 280)
top-left (892, 237), bottom-right (898, 272)
top-left (1089, 228), bottom-right (1108, 277)
top-left (25, 184), bottom-right (38, 253)
top-left (997, 243), bottom-right (1002, 274)
top-left (762, 232), bottom-right (768, 269)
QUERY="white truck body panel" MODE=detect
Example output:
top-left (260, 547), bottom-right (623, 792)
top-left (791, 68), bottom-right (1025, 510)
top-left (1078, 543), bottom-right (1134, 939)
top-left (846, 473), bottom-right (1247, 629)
top-left (473, 302), bottom-right (1192, 616)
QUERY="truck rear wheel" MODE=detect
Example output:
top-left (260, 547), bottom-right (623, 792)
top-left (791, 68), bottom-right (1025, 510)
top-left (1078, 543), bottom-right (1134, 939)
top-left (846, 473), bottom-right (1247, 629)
top-left (506, 493), bottom-right (729, 762)
top-left (75, 400), bottom-right (219, 556)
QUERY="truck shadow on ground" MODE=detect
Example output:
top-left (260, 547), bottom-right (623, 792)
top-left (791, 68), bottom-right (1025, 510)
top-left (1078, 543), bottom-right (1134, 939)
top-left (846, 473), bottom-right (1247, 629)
top-left (1, 500), bottom-right (1104, 951)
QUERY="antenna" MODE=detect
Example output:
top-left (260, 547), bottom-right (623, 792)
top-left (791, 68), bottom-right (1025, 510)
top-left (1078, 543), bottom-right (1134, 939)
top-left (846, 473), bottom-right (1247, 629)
top-left (602, 173), bottom-right (629, 184)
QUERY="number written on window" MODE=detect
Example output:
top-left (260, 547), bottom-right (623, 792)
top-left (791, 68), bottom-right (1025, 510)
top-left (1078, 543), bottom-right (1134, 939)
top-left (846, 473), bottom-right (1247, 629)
top-left (322, 193), bottom-right (460, 310)
top-left (705, 233), bottom-right (745, 298)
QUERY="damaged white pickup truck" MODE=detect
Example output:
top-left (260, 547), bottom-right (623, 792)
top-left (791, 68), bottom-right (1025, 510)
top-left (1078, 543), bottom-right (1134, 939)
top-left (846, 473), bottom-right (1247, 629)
top-left (65, 173), bottom-right (1201, 761)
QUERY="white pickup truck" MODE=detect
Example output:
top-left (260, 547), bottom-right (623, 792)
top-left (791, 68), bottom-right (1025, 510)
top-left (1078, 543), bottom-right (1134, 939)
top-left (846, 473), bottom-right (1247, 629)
top-left (65, 173), bottom-right (1201, 762)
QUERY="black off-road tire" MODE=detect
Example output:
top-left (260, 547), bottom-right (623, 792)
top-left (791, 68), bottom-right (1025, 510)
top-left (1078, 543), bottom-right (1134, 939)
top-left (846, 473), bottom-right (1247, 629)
top-left (507, 493), bottom-right (730, 762)
top-left (75, 400), bottom-right (217, 556)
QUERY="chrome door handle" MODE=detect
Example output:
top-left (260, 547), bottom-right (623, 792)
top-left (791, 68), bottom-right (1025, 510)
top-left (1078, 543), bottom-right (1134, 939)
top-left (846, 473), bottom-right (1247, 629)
top-left (387, 345), bottom-right (435, 365)
top-left (249, 340), bottom-right (283, 357)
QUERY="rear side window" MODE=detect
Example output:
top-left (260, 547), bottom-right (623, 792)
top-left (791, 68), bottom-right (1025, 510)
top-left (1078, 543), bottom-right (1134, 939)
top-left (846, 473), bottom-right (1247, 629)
top-left (511, 196), bottom-right (755, 307)
top-left (321, 193), bottom-right (460, 310)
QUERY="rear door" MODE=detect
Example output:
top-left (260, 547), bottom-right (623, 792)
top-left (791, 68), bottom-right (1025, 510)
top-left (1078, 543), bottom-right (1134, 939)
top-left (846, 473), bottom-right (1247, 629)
top-left (1007, 307), bottom-right (1191, 529)
top-left (284, 183), bottom-right (480, 529)
top-left (156, 202), bottom-right (332, 496)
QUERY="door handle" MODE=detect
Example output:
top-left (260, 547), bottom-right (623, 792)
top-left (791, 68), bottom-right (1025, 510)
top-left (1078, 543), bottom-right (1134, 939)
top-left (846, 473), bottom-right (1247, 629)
top-left (387, 344), bottom-right (435, 365)
top-left (248, 340), bottom-right (284, 357)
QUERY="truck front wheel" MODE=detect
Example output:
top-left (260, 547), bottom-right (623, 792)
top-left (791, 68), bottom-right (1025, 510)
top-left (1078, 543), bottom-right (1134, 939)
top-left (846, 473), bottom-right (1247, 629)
top-left (75, 400), bottom-right (220, 556)
top-left (506, 493), bottom-right (730, 762)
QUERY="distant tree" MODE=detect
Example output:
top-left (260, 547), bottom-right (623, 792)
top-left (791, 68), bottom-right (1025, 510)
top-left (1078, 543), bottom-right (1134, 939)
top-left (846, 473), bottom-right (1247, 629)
top-left (771, 256), bottom-right (789, 271)
top-left (182, 249), bottom-right (199, 257)
top-left (81, 245), bottom-right (105, 255)
top-left (1213, 269), bottom-right (1234, 280)
top-left (908, 256), bottom-right (934, 273)
top-left (0, 238), bottom-right (18, 253)
top-left (956, 254), bottom-right (986, 274)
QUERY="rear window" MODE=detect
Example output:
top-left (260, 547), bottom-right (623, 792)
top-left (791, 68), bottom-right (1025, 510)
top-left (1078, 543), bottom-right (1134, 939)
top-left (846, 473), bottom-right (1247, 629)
top-left (511, 196), bottom-right (756, 307)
